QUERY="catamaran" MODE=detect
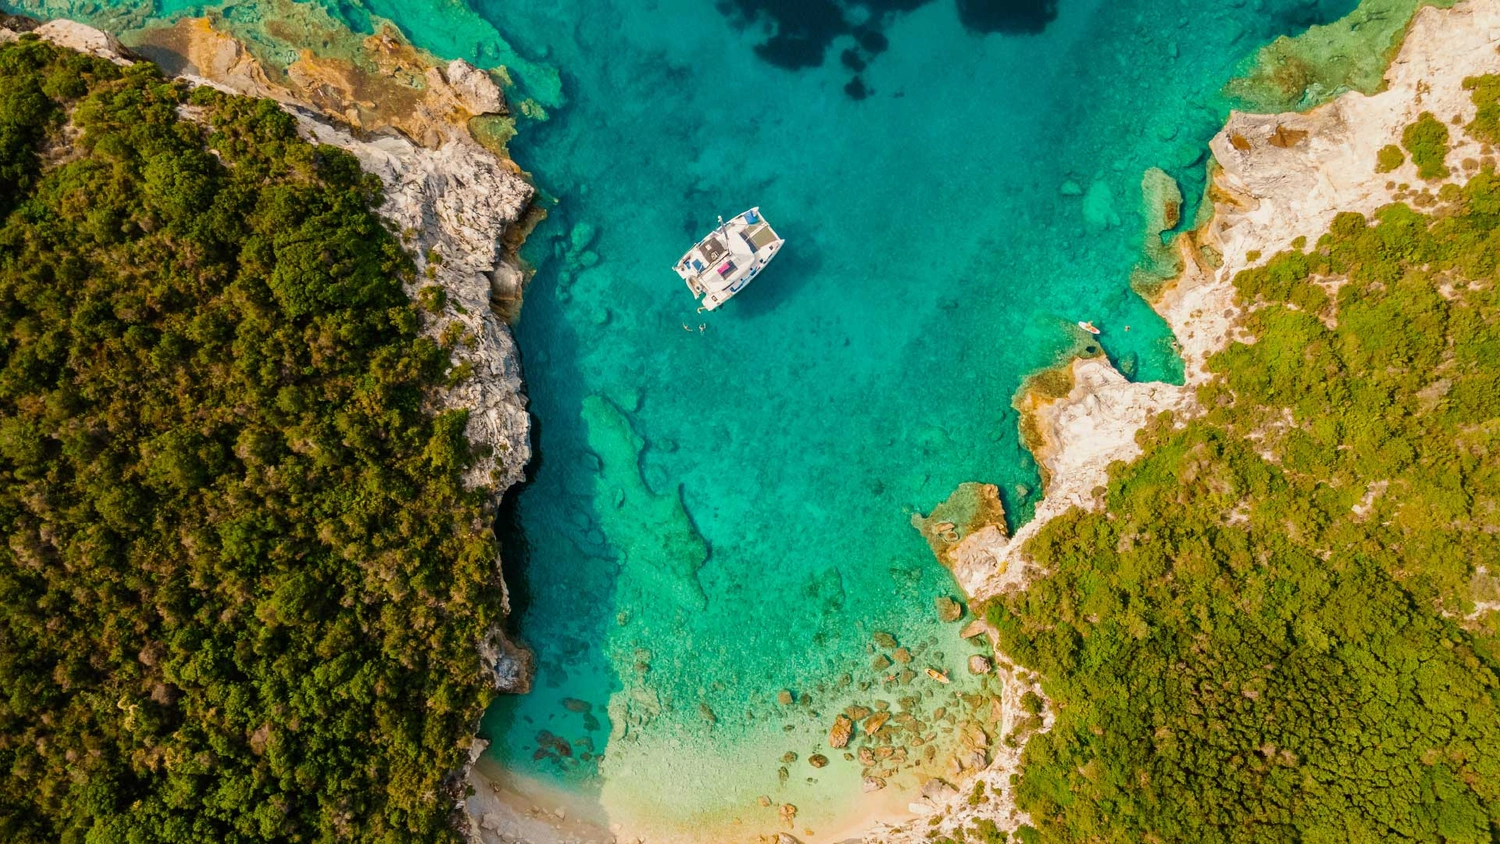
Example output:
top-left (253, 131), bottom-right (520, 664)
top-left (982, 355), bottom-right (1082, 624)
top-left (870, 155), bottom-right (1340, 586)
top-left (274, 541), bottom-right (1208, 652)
top-left (674, 207), bottom-right (784, 310)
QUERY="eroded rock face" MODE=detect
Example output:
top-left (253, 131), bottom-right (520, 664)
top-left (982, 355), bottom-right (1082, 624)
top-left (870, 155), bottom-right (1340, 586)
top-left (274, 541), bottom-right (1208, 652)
top-left (286, 113), bottom-right (534, 494)
top-left (31, 18), bottom-right (129, 62)
top-left (133, 15), bottom-right (523, 151)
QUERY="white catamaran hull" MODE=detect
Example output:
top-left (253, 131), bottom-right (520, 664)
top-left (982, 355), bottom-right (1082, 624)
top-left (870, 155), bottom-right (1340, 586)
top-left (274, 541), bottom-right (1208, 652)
top-left (673, 207), bottom-right (784, 310)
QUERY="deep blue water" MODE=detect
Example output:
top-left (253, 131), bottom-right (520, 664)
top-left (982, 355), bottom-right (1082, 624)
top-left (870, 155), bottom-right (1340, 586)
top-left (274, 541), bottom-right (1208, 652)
top-left (4, 0), bottom-right (1359, 837)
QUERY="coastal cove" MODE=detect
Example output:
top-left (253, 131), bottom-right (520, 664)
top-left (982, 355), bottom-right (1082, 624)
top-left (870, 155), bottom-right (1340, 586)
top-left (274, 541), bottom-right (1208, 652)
top-left (0, 0), bottom-right (1392, 840)
top-left (474, 1), bottom-right (1366, 838)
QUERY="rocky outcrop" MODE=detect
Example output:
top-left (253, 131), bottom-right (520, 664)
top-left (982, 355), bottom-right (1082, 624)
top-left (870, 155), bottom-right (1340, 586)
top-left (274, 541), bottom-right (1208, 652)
top-left (943, 357), bottom-right (1191, 599)
top-left (911, 481), bottom-right (1008, 571)
top-left (887, 0), bottom-right (1500, 839)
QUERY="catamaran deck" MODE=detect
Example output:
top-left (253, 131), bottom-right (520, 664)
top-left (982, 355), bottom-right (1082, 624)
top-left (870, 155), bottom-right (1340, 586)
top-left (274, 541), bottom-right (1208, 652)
top-left (674, 208), bottom-right (784, 310)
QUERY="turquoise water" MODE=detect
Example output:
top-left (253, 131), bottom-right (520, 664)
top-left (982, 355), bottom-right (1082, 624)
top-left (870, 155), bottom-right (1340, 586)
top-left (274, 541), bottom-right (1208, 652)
top-left (3, 0), bottom-right (1358, 837)
top-left (467, 0), bottom-right (1355, 836)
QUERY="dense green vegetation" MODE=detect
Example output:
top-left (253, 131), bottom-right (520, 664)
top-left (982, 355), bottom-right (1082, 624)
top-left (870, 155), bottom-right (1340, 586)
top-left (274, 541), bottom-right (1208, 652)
top-left (1402, 111), bottom-right (1451, 180)
top-left (1376, 143), bottom-right (1406, 173)
top-left (1463, 74), bottom-right (1500, 145)
top-left (0, 38), bottom-right (503, 842)
top-left (992, 170), bottom-right (1500, 841)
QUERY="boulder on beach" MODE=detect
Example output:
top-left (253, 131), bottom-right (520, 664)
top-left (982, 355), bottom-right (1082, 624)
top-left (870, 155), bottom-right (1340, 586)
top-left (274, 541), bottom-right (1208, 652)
top-left (829, 714), bottom-right (854, 748)
top-left (921, 778), bottom-right (960, 802)
top-left (959, 620), bottom-right (989, 640)
top-left (862, 776), bottom-right (887, 792)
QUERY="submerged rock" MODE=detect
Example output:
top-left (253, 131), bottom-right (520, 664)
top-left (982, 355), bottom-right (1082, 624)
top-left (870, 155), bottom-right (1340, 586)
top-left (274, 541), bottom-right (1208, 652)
top-left (862, 776), bottom-right (887, 792)
top-left (1083, 179), bottom-right (1122, 234)
top-left (935, 596), bottom-right (965, 623)
top-left (580, 395), bottom-right (708, 611)
top-left (844, 704), bottom-right (871, 721)
top-left (864, 711), bottom-right (892, 736)
top-left (777, 689), bottom-right (795, 706)
top-left (1138, 167), bottom-right (1185, 280)
top-left (969, 655), bottom-right (994, 675)
top-left (872, 631), bottom-right (898, 649)
top-left (808, 753), bottom-right (828, 768)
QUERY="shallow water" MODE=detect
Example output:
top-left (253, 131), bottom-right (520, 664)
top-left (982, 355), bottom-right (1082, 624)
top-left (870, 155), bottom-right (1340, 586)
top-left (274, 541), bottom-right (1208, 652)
top-left (4, 0), bottom-right (1358, 837)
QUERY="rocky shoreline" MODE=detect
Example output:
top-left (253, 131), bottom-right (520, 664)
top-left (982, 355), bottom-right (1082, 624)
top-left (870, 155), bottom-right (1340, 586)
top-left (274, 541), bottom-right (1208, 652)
top-left (0, 15), bottom-right (543, 841)
top-left (890, 0), bottom-right (1500, 839)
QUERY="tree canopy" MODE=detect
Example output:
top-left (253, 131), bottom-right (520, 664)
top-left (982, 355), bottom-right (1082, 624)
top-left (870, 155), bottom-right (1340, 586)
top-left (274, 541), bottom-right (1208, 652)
top-left (0, 37), bottom-right (503, 843)
top-left (992, 163), bottom-right (1500, 841)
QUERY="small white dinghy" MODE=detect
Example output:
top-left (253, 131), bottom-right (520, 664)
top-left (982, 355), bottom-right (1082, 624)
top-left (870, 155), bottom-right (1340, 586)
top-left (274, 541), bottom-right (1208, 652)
top-left (674, 207), bottom-right (784, 311)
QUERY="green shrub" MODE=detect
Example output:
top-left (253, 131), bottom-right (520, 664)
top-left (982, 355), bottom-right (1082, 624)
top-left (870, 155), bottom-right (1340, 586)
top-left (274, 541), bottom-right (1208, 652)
top-left (1376, 143), bottom-right (1406, 173)
top-left (1463, 73), bottom-right (1500, 144)
top-left (1402, 111), bottom-right (1451, 179)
